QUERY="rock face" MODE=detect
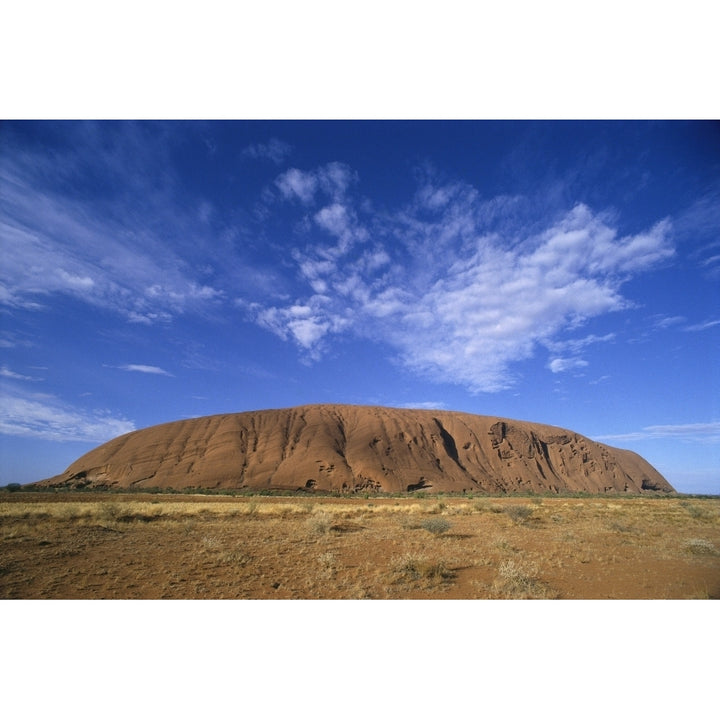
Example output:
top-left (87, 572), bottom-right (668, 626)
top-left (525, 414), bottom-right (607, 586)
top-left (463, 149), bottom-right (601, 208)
top-left (36, 404), bottom-right (674, 494)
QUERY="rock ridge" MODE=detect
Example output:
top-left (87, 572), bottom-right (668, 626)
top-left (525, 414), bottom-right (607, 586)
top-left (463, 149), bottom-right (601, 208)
top-left (35, 404), bottom-right (674, 494)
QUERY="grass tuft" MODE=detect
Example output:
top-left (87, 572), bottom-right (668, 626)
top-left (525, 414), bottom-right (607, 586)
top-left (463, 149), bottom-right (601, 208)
top-left (390, 553), bottom-right (453, 583)
top-left (493, 559), bottom-right (555, 599)
top-left (306, 511), bottom-right (333, 535)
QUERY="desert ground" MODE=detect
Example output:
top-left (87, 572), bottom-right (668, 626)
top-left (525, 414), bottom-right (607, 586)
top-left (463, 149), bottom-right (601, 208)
top-left (1, 492), bottom-right (718, 599)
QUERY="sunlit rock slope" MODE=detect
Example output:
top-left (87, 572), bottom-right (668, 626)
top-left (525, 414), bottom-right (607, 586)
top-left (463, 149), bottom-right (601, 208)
top-left (36, 404), bottom-right (674, 494)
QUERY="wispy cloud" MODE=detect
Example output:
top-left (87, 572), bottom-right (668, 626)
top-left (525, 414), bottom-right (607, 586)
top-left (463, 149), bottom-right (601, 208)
top-left (649, 314), bottom-right (718, 333)
top-left (251, 299), bottom-right (350, 360)
top-left (275, 163), bottom-right (357, 205)
top-left (547, 357), bottom-right (589, 374)
top-left (242, 138), bottom-right (292, 165)
top-left (0, 333), bottom-right (33, 349)
top-left (595, 422), bottom-right (720, 444)
top-left (250, 169), bottom-right (675, 391)
top-left (118, 364), bottom-right (174, 376)
top-left (545, 333), bottom-right (616, 353)
top-left (589, 374), bottom-right (611, 385)
top-left (677, 190), bottom-right (720, 278)
top-left (0, 124), bottom-right (227, 324)
top-left (395, 401), bottom-right (448, 410)
top-left (0, 366), bottom-right (39, 381)
top-left (652, 315), bottom-right (686, 329)
top-left (275, 168), bottom-right (318, 204)
top-left (0, 130), bottom-right (685, 396)
top-left (684, 318), bottom-right (720, 332)
top-left (544, 333), bottom-right (615, 373)
top-left (0, 386), bottom-right (135, 442)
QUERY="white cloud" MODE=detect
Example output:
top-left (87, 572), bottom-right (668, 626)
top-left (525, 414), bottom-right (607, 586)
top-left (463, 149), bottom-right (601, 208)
top-left (701, 253), bottom-right (720, 268)
top-left (275, 162), bottom-right (357, 205)
top-left (287, 317), bottom-right (330, 350)
top-left (363, 248), bottom-right (391, 271)
top-left (313, 202), bottom-right (368, 254)
top-left (275, 168), bottom-right (318, 204)
top-left (684, 318), bottom-right (720, 332)
top-left (545, 333), bottom-right (615, 354)
top-left (57, 269), bottom-right (95, 290)
top-left (0, 366), bottom-right (38, 381)
top-left (315, 203), bottom-right (350, 238)
top-left (0, 139), bottom-right (226, 324)
top-left (595, 422), bottom-right (720, 444)
top-left (0, 388), bottom-right (135, 442)
top-left (254, 170), bottom-right (676, 392)
top-left (242, 138), bottom-right (292, 165)
top-left (126, 310), bottom-right (173, 325)
top-left (3, 132), bottom-right (679, 397)
top-left (119, 364), bottom-right (173, 376)
top-left (396, 401), bottom-right (448, 410)
top-left (318, 163), bottom-right (357, 199)
top-left (373, 204), bottom-right (670, 391)
top-left (548, 357), bottom-right (590, 373)
top-left (589, 374), bottom-right (611, 385)
top-left (544, 333), bottom-right (614, 374)
top-left (0, 333), bottom-right (32, 349)
top-left (253, 297), bottom-right (349, 359)
top-left (677, 191), bottom-right (720, 278)
top-left (653, 315), bottom-right (686, 329)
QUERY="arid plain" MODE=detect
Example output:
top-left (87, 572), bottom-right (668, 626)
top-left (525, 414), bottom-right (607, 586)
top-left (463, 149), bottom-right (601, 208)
top-left (2, 492), bottom-right (718, 599)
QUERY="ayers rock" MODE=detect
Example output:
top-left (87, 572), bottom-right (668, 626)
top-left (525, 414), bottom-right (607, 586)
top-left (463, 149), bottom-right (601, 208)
top-left (36, 404), bottom-right (674, 494)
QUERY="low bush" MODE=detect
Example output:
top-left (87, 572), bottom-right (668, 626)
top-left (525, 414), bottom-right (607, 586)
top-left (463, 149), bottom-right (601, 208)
top-left (505, 505), bottom-right (534, 525)
top-left (680, 502), bottom-right (711, 521)
top-left (493, 560), bottom-right (554, 599)
top-left (306, 511), bottom-right (333, 535)
top-left (420, 517), bottom-right (451, 536)
top-left (685, 538), bottom-right (716, 555)
top-left (390, 553), bottom-right (453, 583)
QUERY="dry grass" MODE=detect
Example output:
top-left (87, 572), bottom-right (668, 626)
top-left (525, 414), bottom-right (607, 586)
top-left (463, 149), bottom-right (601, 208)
top-left (491, 559), bottom-right (557, 599)
top-left (685, 538), bottom-right (717, 555)
top-left (305, 511), bottom-right (334, 535)
top-left (2, 493), bottom-right (719, 599)
top-left (390, 552), bottom-right (454, 588)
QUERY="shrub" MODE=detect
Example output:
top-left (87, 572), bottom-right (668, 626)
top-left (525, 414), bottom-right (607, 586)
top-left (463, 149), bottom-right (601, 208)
top-left (681, 502), bottom-right (710, 520)
top-left (306, 511), bottom-right (333, 535)
top-left (390, 553), bottom-right (453, 582)
top-left (685, 538), bottom-right (716, 555)
top-left (99, 502), bottom-right (124, 523)
top-left (220, 548), bottom-right (252, 566)
top-left (420, 517), bottom-right (451, 536)
top-left (493, 560), bottom-right (554, 599)
top-left (505, 505), bottom-right (533, 524)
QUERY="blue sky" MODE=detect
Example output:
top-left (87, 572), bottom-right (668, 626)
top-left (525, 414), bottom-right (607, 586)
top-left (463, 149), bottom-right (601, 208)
top-left (1, 120), bottom-right (718, 492)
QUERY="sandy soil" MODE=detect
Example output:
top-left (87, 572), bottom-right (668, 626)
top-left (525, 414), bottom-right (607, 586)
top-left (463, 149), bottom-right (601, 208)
top-left (1, 493), bottom-right (718, 599)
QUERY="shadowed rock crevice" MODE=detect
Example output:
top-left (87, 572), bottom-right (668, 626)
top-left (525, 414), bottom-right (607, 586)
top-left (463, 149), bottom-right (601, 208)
top-left (34, 404), bottom-right (675, 495)
top-left (433, 418), bottom-right (466, 472)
